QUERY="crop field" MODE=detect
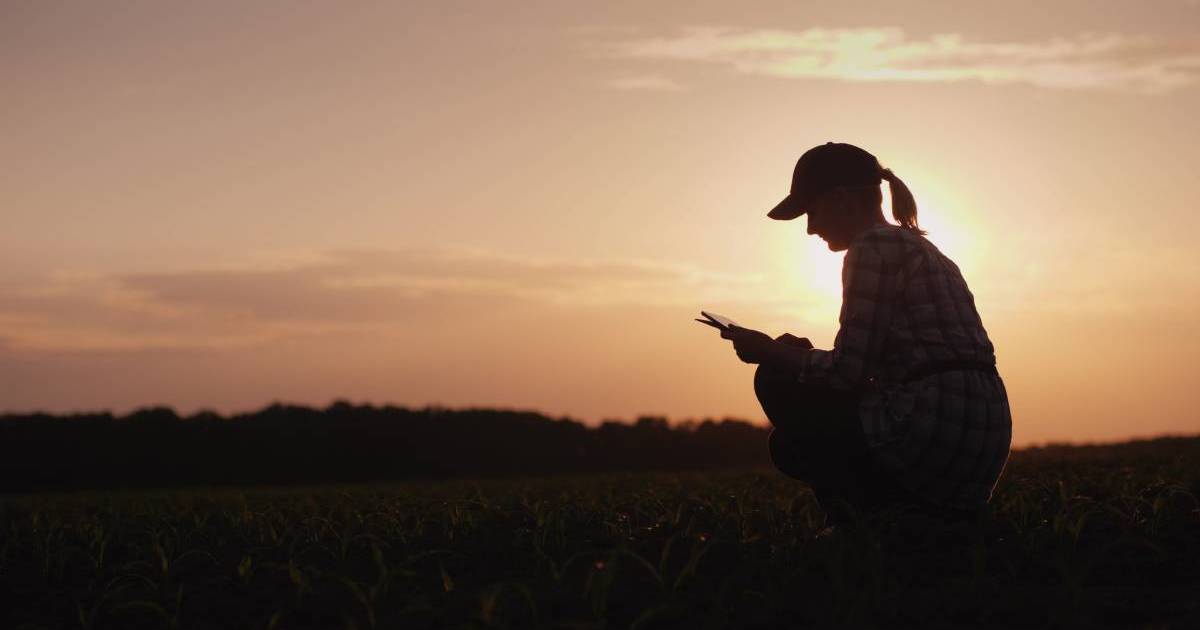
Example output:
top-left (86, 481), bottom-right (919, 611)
top-left (2, 440), bottom-right (1199, 629)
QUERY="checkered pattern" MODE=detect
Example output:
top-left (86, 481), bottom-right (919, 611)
top-left (788, 223), bottom-right (1012, 511)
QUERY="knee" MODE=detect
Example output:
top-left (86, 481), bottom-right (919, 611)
top-left (769, 429), bottom-right (814, 481)
top-left (754, 363), bottom-right (787, 402)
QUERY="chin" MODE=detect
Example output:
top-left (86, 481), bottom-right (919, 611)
top-left (827, 241), bottom-right (848, 252)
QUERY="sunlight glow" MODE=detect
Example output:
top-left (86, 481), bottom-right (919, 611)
top-left (795, 237), bottom-right (846, 303)
top-left (764, 225), bottom-right (844, 334)
top-left (762, 180), bottom-right (983, 336)
top-left (901, 186), bottom-right (983, 280)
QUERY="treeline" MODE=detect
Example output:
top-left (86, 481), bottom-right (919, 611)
top-left (0, 402), bottom-right (772, 492)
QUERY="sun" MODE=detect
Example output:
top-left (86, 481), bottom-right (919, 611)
top-left (796, 239), bottom-right (847, 301)
top-left (765, 225), bottom-right (845, 328)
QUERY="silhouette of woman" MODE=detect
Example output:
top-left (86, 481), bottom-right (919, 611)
top-left (721, 142), bottom-right (1011, 523)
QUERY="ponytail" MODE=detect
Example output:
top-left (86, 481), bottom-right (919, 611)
top-left (880, 168), bottom-right (926, 236)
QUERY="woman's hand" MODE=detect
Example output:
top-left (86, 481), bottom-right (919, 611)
top-left (774, 333), bottom-right (814, 349)
top-left (720, 325), bottom-right (784, 365)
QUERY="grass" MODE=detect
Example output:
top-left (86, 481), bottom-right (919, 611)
top-left (2, 446), bottom-right (1198, 629)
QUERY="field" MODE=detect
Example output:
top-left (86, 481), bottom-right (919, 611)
top-left (2, 439), bottom-right (1199, 629)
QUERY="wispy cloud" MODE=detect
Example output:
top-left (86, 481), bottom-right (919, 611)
top-left (604, 75), bottom-right (687, 91)
top-left (598, 27), bottom-right (1200, 93)
top-left (0, 248), bottom-right (769, 352)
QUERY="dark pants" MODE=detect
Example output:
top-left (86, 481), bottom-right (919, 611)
top-left (754, 363), bottom-right (936, 523)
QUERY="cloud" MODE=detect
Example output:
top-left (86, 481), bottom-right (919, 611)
top-left (604, 75), bottom-right (687, 91)
top-left (597, 27), bottom-right (1200, 94)
top-left (0, 248), bottom-right (769, 352)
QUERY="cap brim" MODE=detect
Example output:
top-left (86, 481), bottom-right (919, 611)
top-left (767, 194), bottom-right (805, 220)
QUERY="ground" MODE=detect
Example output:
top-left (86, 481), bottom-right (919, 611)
top-left (2, 442), bottom-right (1198, 629)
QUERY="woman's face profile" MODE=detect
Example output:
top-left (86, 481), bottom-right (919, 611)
top-left (804, 189), bottom-right (857, 252)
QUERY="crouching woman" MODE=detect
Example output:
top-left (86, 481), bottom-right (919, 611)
top-left (722, 142), bottom-right (1012, 523)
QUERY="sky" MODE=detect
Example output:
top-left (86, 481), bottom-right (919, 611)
top-left (3, 1), bottom-right (1199, 446)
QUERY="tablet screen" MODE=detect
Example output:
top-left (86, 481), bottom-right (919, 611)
top-left (701, 311), bottom-right (738, 329)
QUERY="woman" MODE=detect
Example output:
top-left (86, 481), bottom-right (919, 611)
top-left (721, 142), bottom-right (1011, 522)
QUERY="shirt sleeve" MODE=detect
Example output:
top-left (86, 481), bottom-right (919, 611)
top-left (792, 234), bottom-right (895, 390)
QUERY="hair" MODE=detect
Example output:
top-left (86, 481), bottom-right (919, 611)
top-left (877, 167), bottom-right (926, 235)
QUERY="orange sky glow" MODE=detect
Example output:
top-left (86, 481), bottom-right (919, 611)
top-left (3, 1), bottom-right (1199, 446)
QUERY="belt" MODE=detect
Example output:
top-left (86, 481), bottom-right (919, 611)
top-left (902, 359), bottom-right (998, 383)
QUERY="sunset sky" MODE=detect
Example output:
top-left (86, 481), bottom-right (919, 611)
top-left (3, 1), bottom-right (1199, 446)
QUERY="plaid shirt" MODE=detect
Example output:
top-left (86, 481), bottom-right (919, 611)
top-left (790, 223), bottom-right (1012, 511)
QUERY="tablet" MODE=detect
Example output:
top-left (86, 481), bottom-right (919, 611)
top-left (695, 310), bottom-right (739, 331)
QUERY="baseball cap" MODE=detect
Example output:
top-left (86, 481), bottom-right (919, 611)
top-left (767, 142), bottom-right (883, 220)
